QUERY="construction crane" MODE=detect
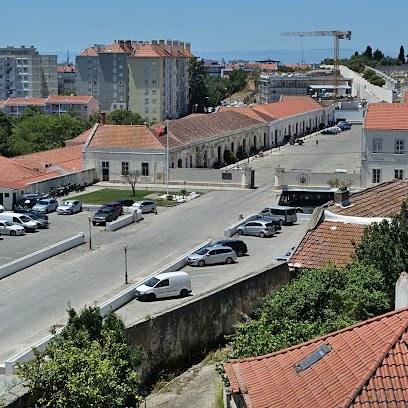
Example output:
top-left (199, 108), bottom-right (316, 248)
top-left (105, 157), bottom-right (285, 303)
top-left (281, 30), bottom-right (351, 101)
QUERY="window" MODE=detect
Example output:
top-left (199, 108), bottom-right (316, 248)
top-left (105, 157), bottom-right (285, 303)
top-left (395, 169), bottom-right (404, 180)
top-left (372, 169), bottom-right (381, 183)
top-left (152, 80), bottom-right (156, 85)
top-left (102, 161), bottom-right (109, 169)
top-left (152, 70), bottom-right (156, 75)
top-left (152, 98), bottom-right (157, 104)
top-left (373, 139), bottom-right (382, 153)
top-left (142, 162), bottom-right (149, 176)
top-left (152, 89), bottom-right (157, 94)
top-left (152, 61), bottom-right (156, 66)
top-left (145, 108), bottom-right (149, 114)
top-left (156, 279), bottom-right (169, 288)
top-left (145, 98), bottom-right (149, 104)
top-left (395, 139), bottom-right (404, 154)
top-left (122, 162), bottom-right (129, 174)
top-left (145, 80), bottom-right (149, 85)
top-left (152, 107), bottom-right (157, 113)
top-left (152, 117), bottom-right (157, 121)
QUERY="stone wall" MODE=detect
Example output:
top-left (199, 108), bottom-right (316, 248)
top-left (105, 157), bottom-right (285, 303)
top-left (125, 262), bottom-right (294, 386)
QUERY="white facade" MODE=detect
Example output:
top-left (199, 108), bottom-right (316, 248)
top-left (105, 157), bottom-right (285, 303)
top-left (361, 129), bottom-right (408, 187)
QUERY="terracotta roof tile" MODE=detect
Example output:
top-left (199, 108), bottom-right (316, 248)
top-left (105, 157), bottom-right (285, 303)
top-left (102, 43), bottom-right (130, 53)
top-left (46, 95), bottom-right (91, 103)
top-left (224, 308), bottom-right (408, 408)
top-left (364, 103), bottom-right (408, 130)
top-left (253, 96), bottom-right (325, 119)
top-left (64, 127), bottom-right (93, 146)
top-left (218, 107), bottom-right (275, 122)
top-left (79, 46), bottom-right (100, 56)
top-left (325, 180), bottom-right (408, 217)
top-left (4, 98), bottom-right (47, 106)
top-left (289, 221), bottom-right (365, 269)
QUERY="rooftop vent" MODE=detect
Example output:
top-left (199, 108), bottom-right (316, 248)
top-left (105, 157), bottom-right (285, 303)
top-left (294, 343), bottom-right (332, 373)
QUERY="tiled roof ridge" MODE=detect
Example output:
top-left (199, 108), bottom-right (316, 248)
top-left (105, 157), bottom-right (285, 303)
top-left (225, 307), bottom-right (408, 366)
top-left (342, 318), bottom-right (408, 407)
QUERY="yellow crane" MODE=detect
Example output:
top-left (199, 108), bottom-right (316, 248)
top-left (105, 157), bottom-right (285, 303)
top-left (281, 30), bottom-right (351, 101)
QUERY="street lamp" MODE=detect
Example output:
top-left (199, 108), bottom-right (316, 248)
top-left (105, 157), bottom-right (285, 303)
top-left (123, 244), bottom-right (128, 284)
top-left (88, 215), bottom-right (92, 250)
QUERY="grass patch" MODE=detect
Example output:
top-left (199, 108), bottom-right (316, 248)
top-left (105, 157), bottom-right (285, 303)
top-left (69, 188), bottom-right (178, 206)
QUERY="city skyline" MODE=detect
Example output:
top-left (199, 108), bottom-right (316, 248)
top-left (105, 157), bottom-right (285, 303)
top-left (3, 0), bottom-right (408, 64)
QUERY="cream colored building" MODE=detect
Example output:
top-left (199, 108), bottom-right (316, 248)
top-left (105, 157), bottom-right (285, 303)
top-left (128, 40), bottom-right (194, 122)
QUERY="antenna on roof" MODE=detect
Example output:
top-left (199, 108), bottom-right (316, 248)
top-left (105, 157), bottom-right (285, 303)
top-left (66, 50), bottom-right (69, 64)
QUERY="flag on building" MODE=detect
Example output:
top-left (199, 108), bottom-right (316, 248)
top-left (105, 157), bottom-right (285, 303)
top-left (157, 125), bottom-right (167, 136)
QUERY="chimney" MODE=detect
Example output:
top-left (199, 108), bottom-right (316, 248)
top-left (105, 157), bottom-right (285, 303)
top-left (100, 112), bottom-right (106, 125)
top-left (334, 187), bottom-right (350, 207)
top-left (159, 40), bottom-right (165, 52)
top-left (118, 40), bottom-right (124, 50)
top-left (166, 40), bottom-right (172, 54)
top-left (152, 40), bottom-right (158, 52)
top-left (172, 40), bottom-right (179, 55)
top-left (125, 40), bottom-right (132, 51)
top-left (178, 42), bottom-right (184, 54)
top-left (185, 43), bottom-right (191, 54)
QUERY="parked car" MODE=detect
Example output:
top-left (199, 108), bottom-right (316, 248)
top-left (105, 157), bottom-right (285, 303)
top-left (0, 204), bottom-right (3, 213)
top-left (321, 128), bottom-right (338, 135)
top-left (237, 220), bottom-right (276, 238)
top-left (0, 213), bottom-right (37, 232)
top-left (187, 246), bottom-right (237, 267)
top-left (15, 195), bottom-right (45, 209)
top-left (33, 198), bottom-right (59, 213)
top-left (289, 137), bottom-right (304, 145)
top-left (99, 202), bottom-right (123, 215)
top-left (211, 239), bottom-right (248, 257)
top-left (135, 272), bottom-right (192, 301)
top-left (13, 207), bottom-right (49, 220)
top-left (257, 217), bottom-right (282, 231)
top-left (132, 200), bottom-right (157, 214)
top-left (25, 213), bottom-right (49, 229)
top-left (274, 247), bottom-right (296, 262)
top-left (56, 200), bottom-right (82, 215)
top-left (114, 199), bottom-right (134, 207)
top-left (92, 207), bottom-right (119, 225)
top-left (337, 121), bottom-right (351, 130)
top-left (0, 220), bottom-right (25, 236)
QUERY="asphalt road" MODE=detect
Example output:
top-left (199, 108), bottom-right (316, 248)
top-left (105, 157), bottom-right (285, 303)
top-left (0, 125), bottom-right (362, 364)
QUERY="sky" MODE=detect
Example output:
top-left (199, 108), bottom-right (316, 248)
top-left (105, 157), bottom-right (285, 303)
top-left (3, 0), bottom-right (408, 64)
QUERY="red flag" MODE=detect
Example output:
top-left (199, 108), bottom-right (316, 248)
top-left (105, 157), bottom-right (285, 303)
top-left (157, 125), bottom-right (167, 136)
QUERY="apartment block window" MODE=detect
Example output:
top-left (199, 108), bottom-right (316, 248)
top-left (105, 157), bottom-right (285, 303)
top-left (102, 161), bottom-right (109, 169)
top-left (145, 98), bottom-right (149, 104)
top-left (119, 81), bottom-right (123, 85)
top-left (121, 162), bottom-right (129, 174)
top-left (373, 139), bottom-right (382, 153)
top-left (152, 61), bottom-right (156, 66)
top-left (152, 80), bottom-right (157, 85)
top-left (145, 108), bottom-right (149, 114)
top-left (152, 70), bottom-right (156, 75)
top-left (145, 80), bottom-right (149, 85)
top-left (395, 169), bottom-right (404, 180)
top-left (119, 57), bottom-right (123, 61)
top-left (152, 107), bottom-right (157, 113)
top-left (142, 162), bottom-right (149, 176)
top-left (372, 169), bottom-right (381, 183)
top-left (145, 89), bottom-right (149, 95)
top-left (152, 89), bottom-right (157, 94)
top-left (152, 98), bottom-right (157, 104)
top-left (152, 117), bottom-right (157, 121)
top-left (395, 139), bottom-right (404, 154)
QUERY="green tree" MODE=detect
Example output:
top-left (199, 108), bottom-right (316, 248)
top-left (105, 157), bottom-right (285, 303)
top-left (363, 68), bottom-right (376, 80)
top-left (17, 305), bottom-right (143, 408)
top-left (278, 65), bottom-right (295, 73)
top-left (0, 111), bottom-right (12, 155)
top-left (373, 48), bottom-right (384, 61)
top-left (106, 110), bottom-right (146, 125)
top-left (354, 201), bottom-right (408, 299)
top-left (228, 68), bottom-right (247, 93)
top-left (188, 58), bottom-right (207, 113)
top-left (205, 76), bottom-right (229, 107)
top-left (229, 262), bottom-right (389, 358)
top-left (223, 149), bottom-right (235, 165)
top-left (363, 45), bottom-right (373, 59)
top-left (398, 46), bottom-right (406, 64)
top-left (13, 104), bottom-right (44, 125)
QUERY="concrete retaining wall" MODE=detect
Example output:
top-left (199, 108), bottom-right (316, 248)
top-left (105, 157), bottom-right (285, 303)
top-left (125, 262), bottom-right (294, 386)
top-left (106, 213), bottom-right (135, 231)
top-left (0, 233), bottom-right (85, 280)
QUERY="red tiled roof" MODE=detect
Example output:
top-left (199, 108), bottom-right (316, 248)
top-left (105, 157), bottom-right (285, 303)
top-left (288, 221), bottom-right (365, 269)
top-left (218, 106), bottom-right (275, 122)
top-left (79, 46), bottom-right (99, 56)
top-left (12, 145), bottom-right (83, 173)
top-left (46, 95), bottom-right (91, 103)
top-left (364, 103), bottom-right (408, 130)
top-left (102, 43), bottom-right (130, 53)
top-left (224, 307), bottom-right (408, 408)
top-left (64, 127), bottom-right (94, 146)
top-left (325, 180), bottom-right (408, 217)
top-left (88, 125), bottom-right (163, 149)
top-left (253, 96), bottom-right (324, 119)
top-left (4, 98), bottom-right (47, 106)
top-left (0, 155), bottom-right (58, 189)
top-left (260, 63), bottom-right (277, 70)
top-left (57, 66), bottom-right (75, 73)
top-left (150, 111), bottom-right (263, 149)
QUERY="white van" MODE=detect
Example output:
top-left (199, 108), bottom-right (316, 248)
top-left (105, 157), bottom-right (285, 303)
top-left (135, 272), bottom-right (192, 301)
top-left (1, 212), bottom-right (38, 232)
top-left (257, 206), bottom-right (297, 225)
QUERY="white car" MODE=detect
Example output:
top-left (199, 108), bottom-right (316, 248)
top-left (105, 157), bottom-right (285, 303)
top-left (0, 220), bottom-right (25, 236)
top-left (132, 200), bottom-right (157, 213)
top-left (56, 200), bottom-right (82, 215)
top-left (33, 198), bottom-right (59, 213)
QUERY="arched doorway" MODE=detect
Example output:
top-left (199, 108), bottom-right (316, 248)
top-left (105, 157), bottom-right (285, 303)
top-left (177, 159), bottom-right (182, 168)
top-left (204, 151), bottom-right (207, 168)
top-left (254, 135), bottom-right (257, 149)
top-left (231, 141), bottom-right (235, 154)
top-left (189, 155), bottom-right (193, 168)
top-left (263, 132), bottom-right (266, 148)
top-left (217, 146), bottom-right (221, 166)
top-left (243, 138), bottom-right (246, 154)
top-left (275, 129), bottom-right (278, 145)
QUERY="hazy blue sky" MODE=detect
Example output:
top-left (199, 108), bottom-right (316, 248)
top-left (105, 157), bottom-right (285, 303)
top-left (3, 0), bottom-right (408, 63)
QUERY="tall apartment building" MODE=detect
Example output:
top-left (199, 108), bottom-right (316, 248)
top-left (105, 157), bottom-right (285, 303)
top-left (0, 45), bottom-right (58, 99)
top-left (75, 40), bottom-right (194, 121)
top-left (57, 64), bottom-right (76, 94)
top-left (76, 41), bottom-right (132, 111)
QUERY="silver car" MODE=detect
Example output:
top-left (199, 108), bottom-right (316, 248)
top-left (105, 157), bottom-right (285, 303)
top-left (0, 220), bottom-right (25, 236)
top-left (33, 198), bottom-right (59, 213)
top-left (56, 200), bottom-right (82, 215)
top-left (187, 246), bottom-right (237, 267)
top-left (237, 220), bottom-right (276, 238)
top-left (132, 200), bottom-right (157, 214)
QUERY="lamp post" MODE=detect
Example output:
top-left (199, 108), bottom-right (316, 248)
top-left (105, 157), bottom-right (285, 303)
top-left (123, 244), bottom-right (128, 284)
top-left (88, 215), bottom-right (92, 250)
